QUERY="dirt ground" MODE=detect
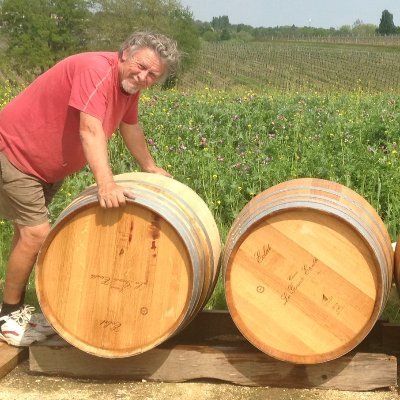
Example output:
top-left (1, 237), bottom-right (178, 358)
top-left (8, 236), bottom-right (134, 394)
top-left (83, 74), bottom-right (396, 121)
top-left (0, 360), bottom-right (398, 400)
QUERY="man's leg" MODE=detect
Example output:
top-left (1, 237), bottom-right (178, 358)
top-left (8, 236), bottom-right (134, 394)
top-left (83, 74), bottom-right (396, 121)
top-left (0, 152), bottom-right (60, 345)
top-left (0, 221), bottom-right (55, 345)
top-left (3, 221), bottom-right (51, 305)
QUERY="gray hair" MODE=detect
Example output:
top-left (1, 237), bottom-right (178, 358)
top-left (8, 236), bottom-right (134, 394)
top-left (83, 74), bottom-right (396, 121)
top-left (119, 31), bottom-right (181, 81)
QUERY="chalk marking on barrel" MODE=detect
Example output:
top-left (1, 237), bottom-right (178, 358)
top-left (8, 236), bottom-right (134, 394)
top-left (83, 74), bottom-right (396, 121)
top-left (280, 257), bottom-right (319, 305)
top-left (100, 320), bottom-right (122, 332)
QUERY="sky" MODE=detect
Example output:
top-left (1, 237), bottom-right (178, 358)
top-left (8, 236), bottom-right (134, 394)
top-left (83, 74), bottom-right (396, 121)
top-left (178, 0), bottom-right (400, 29)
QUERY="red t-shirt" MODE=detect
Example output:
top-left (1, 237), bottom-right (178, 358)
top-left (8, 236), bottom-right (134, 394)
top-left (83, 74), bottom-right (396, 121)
top-left (0, 52), bottom-right (139, 183)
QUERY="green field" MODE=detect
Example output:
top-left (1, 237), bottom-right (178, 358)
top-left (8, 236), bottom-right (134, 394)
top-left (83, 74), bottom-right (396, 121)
top-left (0, 38), bottom-right (400, 317)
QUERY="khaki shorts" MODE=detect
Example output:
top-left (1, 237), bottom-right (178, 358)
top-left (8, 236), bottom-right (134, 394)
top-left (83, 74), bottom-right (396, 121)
top-left (0, 152), bottom-right (63, 226)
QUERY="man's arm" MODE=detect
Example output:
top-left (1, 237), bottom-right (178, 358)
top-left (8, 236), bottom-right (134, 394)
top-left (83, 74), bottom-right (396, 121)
top-left (119, 121), bottom-right (171, 177)
top-left (79, 112), bottom-right (134, 207)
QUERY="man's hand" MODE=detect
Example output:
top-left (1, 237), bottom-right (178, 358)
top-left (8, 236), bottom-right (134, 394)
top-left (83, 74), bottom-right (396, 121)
top-left (97, 181), bottom-right (135, 208)
top-left (142, 165), bottom-right (172, 178)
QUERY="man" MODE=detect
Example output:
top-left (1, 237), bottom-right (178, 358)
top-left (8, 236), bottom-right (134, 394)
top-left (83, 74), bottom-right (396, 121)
top-left (0, 31), bottom-right (181, 346)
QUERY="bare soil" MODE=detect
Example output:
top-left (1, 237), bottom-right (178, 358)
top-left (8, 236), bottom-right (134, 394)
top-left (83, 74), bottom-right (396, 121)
top-left (0, 360), bottom-right (399, 400)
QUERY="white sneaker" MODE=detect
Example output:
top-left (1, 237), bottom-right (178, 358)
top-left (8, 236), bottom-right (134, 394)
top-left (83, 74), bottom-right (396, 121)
top-left (0, 308), bottom-right (47, 346)
top-left (18, 305), bottom-right (56, 336)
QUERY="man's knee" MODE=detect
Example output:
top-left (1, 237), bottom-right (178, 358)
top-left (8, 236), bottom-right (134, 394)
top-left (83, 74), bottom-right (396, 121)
top-left (17, 223), bottom-right (51, 249)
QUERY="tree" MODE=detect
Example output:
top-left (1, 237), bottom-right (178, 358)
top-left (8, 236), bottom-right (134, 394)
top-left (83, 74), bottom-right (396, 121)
top-left (0, 0), bottom-right (91, 74)
top-left (202, 30), bottom-right (219, 42)
top-left (211, 15), bottom-right (230, 31)
top-left (220, 28), bottom-right (231, 41)
top-left (339, 25), bottom-right (352, 34)
top-left (352, 23), bottom-right (377, 36)
top-left (234, 30), bottom-right (253, 42)
top-left (377, 9), bottom-right (397, 35)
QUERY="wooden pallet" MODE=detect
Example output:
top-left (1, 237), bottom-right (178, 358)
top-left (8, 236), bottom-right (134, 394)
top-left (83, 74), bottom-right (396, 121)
top-left (29, 311), bottom-right (398, 391)
top-left (0, 342), bottom-right (28, 379)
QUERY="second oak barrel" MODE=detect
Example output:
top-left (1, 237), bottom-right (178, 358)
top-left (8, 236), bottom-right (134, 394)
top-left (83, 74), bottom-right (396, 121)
top-left (222, 178), bottom-right (393, 364)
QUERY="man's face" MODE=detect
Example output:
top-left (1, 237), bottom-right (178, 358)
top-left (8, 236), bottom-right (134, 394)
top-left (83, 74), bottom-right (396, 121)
top-left (119, 47), bottom-right (166, 94)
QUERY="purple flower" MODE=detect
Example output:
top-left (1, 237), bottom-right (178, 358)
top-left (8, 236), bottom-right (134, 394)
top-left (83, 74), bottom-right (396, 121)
top-left (147, 138), bottom-right (156, 147)
top-left (199, 137), bottom-right (208, 147)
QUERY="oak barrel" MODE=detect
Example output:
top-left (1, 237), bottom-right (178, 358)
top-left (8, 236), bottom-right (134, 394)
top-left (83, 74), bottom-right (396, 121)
top-left (394, 236), bottom-right (400, 292)
top-left (36, 172), bottom-right (221, 358)
top-left (222, 178), bottom-right (393, 364)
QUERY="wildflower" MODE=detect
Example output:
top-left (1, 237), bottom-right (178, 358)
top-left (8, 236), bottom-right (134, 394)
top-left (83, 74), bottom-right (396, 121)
top-left (199, 137), bottom-right (208, 147)
top-left (147, 138), bottom-right (156, 147)
top-left (232, 162), bottom-right (242, 169)
top-left (261, 156), bottom-right (273, 165)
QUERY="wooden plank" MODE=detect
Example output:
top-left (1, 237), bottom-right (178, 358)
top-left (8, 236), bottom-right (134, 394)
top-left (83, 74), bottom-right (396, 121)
top-left (0, 342), bottom-right (28, 379)
top-left (381, 322), bottom-right (400, 352)
top-left (176, 311), bottom-right (400, 354)
top-left (171, 309), bottom-right (243, 343)
top-left (29, 335), bottom-right (397, 391)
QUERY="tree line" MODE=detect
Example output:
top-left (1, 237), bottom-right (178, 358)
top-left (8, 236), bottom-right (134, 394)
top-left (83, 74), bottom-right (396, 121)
top-left (195, 9), bottom-right (400, 42)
